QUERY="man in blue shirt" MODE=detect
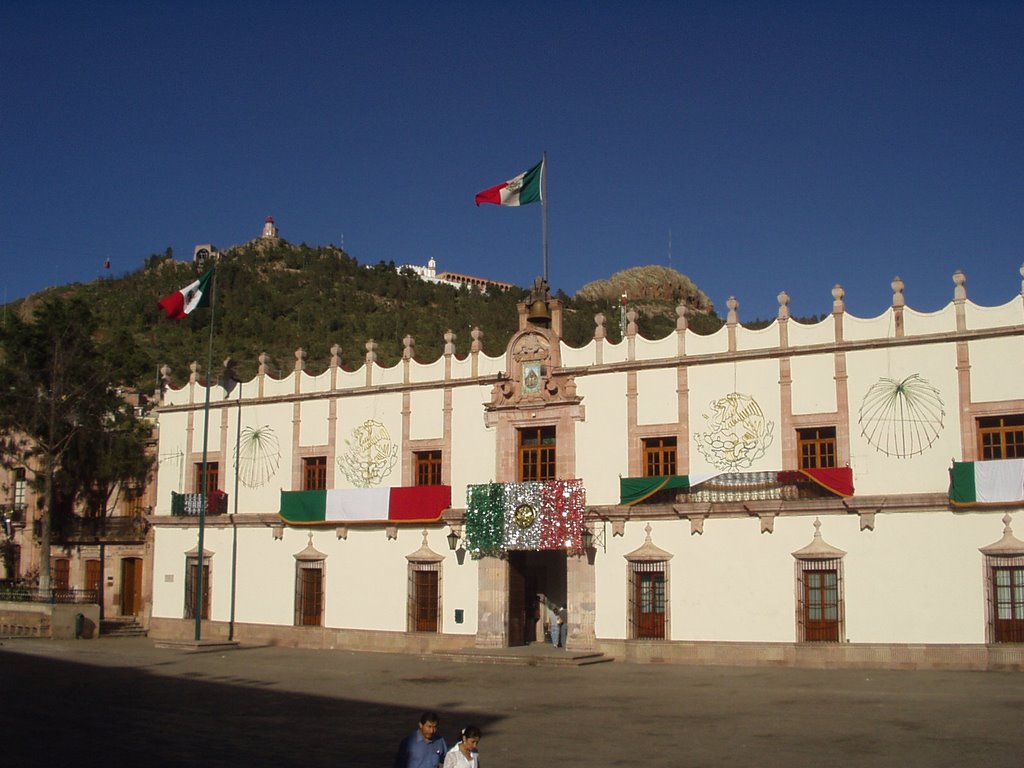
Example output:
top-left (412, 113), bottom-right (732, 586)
top-left (393, 711), bottom-right (448, 768)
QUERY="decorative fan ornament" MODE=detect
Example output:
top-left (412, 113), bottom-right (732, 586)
top-left (235, 425), bottom-right (281, 488)
top-left (858, 374), bottom-right (945, 458)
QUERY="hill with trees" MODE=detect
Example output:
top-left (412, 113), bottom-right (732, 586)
top-left (5, 238), bottom-right (725, 392)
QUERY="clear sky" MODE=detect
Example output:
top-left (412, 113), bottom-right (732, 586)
top-left (3, 1), bottom-right (1022, 321)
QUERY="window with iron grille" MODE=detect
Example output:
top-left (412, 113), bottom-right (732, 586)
top-left (415, 450), bottom-right (443, 486)
top-left (184, 555), bottom-right (211, 620)
top-left (794, 558), bottom-right (843, 642)
top-left (408, 561), bottom-right (441, 632)
top-left (628, 561), bottom-right (668, 639)
top-left (193, 462), bottom-right (219, 497)
top-left (982, 556), bottom-right (1024, 643)
top-left (52, 558), bottom-right (71, 590)
top-left (643, 437), bottom-right (677, 477)
top-left (303, 456), bottom-right (328, 491)
top-left (519, 426), bottom-right (556, 481)
top-left (295, 560), bottom-right (325, 626)
top-left (797, 427), bottom-right (837, 469)
top-left (978, 415), bottom-right (1024, 460)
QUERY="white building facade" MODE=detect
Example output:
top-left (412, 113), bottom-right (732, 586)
top-left (148, 269), bottom-right (1024, 669)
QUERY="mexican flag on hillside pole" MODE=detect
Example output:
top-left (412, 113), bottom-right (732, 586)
top-left (474, 159), bottom-right (544, 206)
top-left (157, 269), bottom-right (214, 320)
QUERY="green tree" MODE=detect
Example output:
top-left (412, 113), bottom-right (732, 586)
top-left (0, 296), bottom-right (153, 590)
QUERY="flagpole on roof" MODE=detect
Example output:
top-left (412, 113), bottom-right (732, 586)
top-left (542, 150), bottom-right (549, 285)
top-left (194, 266), bottom-right (217, 642)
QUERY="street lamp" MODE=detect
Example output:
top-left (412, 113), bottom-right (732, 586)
top-left (446, 527), bottom-right (460, 551)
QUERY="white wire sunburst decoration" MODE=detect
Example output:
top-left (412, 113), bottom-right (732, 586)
top-left (234, 425), bottom-right (281, 488)
top-left (858, 374), bottom-right (945, 458)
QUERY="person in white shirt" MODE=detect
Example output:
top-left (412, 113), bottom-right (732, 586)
top-left (443, 725), bottom-right (481, 768)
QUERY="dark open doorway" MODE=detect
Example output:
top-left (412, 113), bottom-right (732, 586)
top-left (507, 550), bottom-right (566, 646)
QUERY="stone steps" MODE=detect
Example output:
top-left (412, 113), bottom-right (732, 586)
top-left (100, 617), bottom-right (147, 637)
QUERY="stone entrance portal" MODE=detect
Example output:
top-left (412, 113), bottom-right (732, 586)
top-left (475, 549), bottom-right (595, 651)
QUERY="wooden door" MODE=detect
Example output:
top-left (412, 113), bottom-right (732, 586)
top-left (85, 559), bottom-right (102, 600)
top-left (635, 571), bottom-right (666, 639)
top-left (803, 570), bottom-right (839, 642)
top-left (412, 570), bottom-right (438, 632)
top-left (120, 558), bottom-right (143, 616)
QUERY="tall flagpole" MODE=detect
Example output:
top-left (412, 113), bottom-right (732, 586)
top-left (194, 268), bottom-right (217, 642)
top-left (542, 150), bottom-right (549, 285)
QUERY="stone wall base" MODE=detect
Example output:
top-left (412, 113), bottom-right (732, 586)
top-left (0, 601), bottom-right (100, 640)
top-left (148, 617), bottom-right (475, 654)
top-left (148, 619), bottom-right (1024, 671)
top-left (597, 639), bottom-right (1024, 671)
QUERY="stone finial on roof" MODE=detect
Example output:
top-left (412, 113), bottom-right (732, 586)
top-left (952, 270), bottom-right (967, 302)
top-left (189, 361), bottom-right (201, 384)
top-left (471, 327), bottom-right (483, 354)
top-left (594, 312), bottom-right (606, 341)
top-left (365, 339), bottom-right (378, 365)
top-left (726, 296), bottom-right (739, 325)
top-left (676, 303), bottom-right (688, 332)
top-left (258, 352), bottom-right (272, 375)
top-left (1019, 263), bottom-right (1024, 296)
top-left (777, 291), bottom-right (790, 321)
top-left (330, 343), bottom-right (342, 369)
top-left (402, 335), bottom-right (415, 361)
top-left (294, 348), bottom-right (307, 372)
top-left (832, 284), bottom-right (845, 314)
top-left (891, 276), bottom-right (905, 308)
top-left (444, 330), bottom-right (456, 356)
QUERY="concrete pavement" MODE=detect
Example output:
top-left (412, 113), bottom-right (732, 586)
top-left (3, 637), bottom-right (1022, 767)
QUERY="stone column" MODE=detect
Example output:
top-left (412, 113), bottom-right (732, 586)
top-left (475, 556), bottom-right (509, 648)
top-left (565, 551), bottom-right (597, 652)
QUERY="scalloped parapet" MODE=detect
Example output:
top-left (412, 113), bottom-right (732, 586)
top-left (157, 269), bottom-right (1024, 403)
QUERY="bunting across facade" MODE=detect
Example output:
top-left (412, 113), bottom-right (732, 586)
top-left (279, 485), bottom-right (451, 524)
top-left (619, 467), bottom-right (855, 506)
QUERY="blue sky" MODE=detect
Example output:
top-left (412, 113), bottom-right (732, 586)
top-left (2, 1), bottom-right (1022, 321)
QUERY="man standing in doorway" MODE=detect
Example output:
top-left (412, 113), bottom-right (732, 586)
top-left (556, 605), bottom-right (568, 649)
top-left (394, 711), bottom-right (448, 768)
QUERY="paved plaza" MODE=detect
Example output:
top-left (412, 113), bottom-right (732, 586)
top-left (3, 637), bottom-right (1022, 767)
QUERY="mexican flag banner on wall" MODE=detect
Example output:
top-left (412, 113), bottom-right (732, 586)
top-left (279, 485), bottom-right (451, 524)
top-left (464, 480), bottom-right (585, 557)
top-left (949, 459), bottom-right (1024, 506)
